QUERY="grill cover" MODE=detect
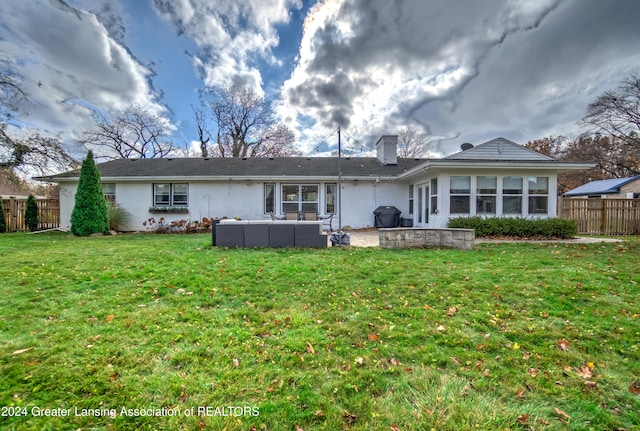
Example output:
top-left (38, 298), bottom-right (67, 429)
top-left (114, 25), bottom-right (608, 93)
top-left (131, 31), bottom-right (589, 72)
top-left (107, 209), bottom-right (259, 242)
top-left (373, 206), bottom-right (401, 228)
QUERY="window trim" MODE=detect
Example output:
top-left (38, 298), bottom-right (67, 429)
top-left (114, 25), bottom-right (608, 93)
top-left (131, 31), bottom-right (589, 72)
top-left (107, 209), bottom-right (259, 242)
top-left (281, 183), bottom-right (320, 214)
top-left (153, 183), bottom-right (189, 207)
top-left (450, 176), bottom-right (471, 214)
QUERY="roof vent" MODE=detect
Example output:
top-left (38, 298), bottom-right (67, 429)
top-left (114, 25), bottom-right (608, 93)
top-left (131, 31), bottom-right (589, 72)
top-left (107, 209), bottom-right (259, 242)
top-left (460, 143), bottom-right (474, 151)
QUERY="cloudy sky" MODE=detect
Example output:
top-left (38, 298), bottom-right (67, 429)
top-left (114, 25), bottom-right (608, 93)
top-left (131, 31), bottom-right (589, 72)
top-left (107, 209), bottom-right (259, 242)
top-left (1, 0), bottom-right (639, 160)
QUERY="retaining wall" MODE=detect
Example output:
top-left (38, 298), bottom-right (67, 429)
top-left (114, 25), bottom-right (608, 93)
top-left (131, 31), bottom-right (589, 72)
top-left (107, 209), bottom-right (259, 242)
top-left (379, 228), bottom-right (475, 250)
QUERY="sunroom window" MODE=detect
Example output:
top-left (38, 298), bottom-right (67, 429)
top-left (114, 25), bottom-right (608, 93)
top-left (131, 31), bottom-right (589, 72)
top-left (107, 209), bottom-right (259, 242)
top-left (450, 176), bottom-right (470, 214)
top-left (528, 177), bottom-right (548, 214)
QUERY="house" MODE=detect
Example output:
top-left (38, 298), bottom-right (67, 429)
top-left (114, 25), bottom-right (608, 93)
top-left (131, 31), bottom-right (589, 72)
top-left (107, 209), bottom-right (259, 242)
top-left (37, 136), bottom-right (592, 231)
top-left (563, 175), bottom-right (640, 198)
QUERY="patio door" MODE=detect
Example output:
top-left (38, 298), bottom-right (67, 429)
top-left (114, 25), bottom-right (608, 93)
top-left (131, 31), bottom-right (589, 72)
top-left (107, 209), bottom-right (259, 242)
top-left (416, 183), bottom-right (429, 226)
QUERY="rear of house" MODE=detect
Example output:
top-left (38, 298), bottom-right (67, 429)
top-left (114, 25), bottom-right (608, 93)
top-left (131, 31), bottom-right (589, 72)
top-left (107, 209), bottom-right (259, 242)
top-left (39, 136), bottom-right (591, 231)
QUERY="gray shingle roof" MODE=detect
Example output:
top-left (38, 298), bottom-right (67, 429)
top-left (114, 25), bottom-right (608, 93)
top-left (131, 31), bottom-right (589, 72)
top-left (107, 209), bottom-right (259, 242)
top-left (445, 138), bottom-right (555, 161)
top-left (45, 156), bottom-right (429, 180)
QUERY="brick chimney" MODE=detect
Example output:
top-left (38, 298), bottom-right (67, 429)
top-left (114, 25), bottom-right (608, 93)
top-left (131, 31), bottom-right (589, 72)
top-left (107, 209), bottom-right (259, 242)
top-left (376, 135), bottom-right (398, 165)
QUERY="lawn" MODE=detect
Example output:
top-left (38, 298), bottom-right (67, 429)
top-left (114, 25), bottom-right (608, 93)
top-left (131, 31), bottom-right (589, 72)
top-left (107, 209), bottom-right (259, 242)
top-left (0, 233), bottom-right (638, 431)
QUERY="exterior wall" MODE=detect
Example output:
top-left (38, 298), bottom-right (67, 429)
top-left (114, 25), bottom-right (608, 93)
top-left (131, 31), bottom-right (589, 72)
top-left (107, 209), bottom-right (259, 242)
top-left (57, 169), bottom-right (561, 231)
top-left (619, 179), bottom-right (640, 198)
top-left (339, 180), bottom-right (407, 228)
top-left (58, 179), bottom-right (409, 231)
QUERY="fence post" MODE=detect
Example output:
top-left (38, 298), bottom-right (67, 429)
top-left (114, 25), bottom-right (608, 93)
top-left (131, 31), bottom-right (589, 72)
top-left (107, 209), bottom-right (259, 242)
top-left (9, 196), bottom-right (17, 232)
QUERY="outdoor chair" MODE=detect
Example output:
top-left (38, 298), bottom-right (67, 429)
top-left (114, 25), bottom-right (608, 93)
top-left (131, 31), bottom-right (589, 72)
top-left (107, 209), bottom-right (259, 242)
top-left (319, 212), bottom-right (334, 231)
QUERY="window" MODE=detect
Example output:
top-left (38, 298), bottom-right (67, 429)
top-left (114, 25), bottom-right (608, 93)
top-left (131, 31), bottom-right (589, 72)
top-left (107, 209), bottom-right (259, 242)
top-left (476, 176), bottom-right (496, 215)
top-left (264, 183), bottom-right (275, 214)
top-left (154, 183), bottom-right (188, 206)
top-left (326, 184), bottom-right (336, 214)
top-left (282, 184), bottom-right (318, 214)
top-left (528, 176), bottom-right (548, 214)
top-left (408, 185), bottom-right (414, 215)
top-left (450, 176), bottom-right (470, 214)
top-left (503, 176), bottom-right (523, 214)
top-left (102, 183), bottom-right (116, 203)
top-left (430, 178), bottom-right (438, 214)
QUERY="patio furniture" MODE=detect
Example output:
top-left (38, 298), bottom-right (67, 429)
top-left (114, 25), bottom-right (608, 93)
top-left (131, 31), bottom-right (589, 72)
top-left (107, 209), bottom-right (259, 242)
top-left (214, 220), bottom-right (327, 248)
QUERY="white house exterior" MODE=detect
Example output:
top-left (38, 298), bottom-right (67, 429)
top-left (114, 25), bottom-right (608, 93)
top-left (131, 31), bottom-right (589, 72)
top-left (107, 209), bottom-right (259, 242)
top-left (39, 136), bottom-right (592, 231)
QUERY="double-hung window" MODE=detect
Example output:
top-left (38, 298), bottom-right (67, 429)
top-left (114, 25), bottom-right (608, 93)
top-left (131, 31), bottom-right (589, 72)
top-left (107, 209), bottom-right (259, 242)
top-left (528, 177), bottom-right (549, 214)
top-left (476, 176), bottom-right (497, 215)
top-left (325, 184), bottom-right (336, 214)
top-left (154, 183), bottom-right (188, 206)
top-left (282, 184), bottom-right (318, 213)
top-left (450, 176), bottom-right (471, 214)
top-left (503, 176), bottom-right (523, 214)
top-left (430, 178), bottom-right (438, 214)
top-left (264, 183), bottom-right (275, 214)
top-left (102, 183), bottom-right (116, 204)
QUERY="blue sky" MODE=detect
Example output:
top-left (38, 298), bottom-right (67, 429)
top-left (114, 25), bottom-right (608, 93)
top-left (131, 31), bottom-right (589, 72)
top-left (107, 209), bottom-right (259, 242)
top-left (1, 0), bottom-right (640, 163)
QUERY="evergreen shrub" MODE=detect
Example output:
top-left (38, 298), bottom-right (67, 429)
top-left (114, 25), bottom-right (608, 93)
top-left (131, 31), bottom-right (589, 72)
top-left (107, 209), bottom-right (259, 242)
top-left (70, 151), bottom-right (109, 236)
top-left (447, 216), bottom-right (577, 239)
top-left (24, 194), bottom-right (39, 232)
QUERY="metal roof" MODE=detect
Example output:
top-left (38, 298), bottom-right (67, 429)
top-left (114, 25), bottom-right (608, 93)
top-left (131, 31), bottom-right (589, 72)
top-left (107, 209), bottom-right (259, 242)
top-left (564, 175), bottom-right (640, 196)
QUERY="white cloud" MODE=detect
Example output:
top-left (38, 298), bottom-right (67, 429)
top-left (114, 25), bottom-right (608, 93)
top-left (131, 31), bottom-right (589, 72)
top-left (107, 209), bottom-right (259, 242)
top-left (0, 0), bottom-right (168, 148)
top-left (153, 0), bottom-right (302, 95)
top-left (281, 0), bottom-right (640, 155)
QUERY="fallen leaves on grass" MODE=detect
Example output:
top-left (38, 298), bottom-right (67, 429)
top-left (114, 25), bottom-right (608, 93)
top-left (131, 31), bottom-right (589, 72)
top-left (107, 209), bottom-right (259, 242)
top-left (105, 314), bottom-right (114, 323)
top-left (553, 407), bottom-right (571, 421)
top-left (557, 339), bottom-right (571, 351)
top-left (232, 358), bottom-right (240, 368)
top-left (367, 333), bottom-right (380, 342)
top-left (306, 342), bottom-right (316, 355)
top-left (517, 413), bottom-right (530, 425)
top-left (575, 364), bottom-right (593, 379)
top-left (12, 347), bottom-right (33, 355)
top-left (446, 306), bottom-right (457, 317)
top-left (629, 380), bottom-right (640, 394)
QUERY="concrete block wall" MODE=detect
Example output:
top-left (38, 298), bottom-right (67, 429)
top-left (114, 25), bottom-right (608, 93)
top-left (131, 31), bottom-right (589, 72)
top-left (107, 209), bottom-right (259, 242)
top-left (379, 228), bottom-right (474, 250)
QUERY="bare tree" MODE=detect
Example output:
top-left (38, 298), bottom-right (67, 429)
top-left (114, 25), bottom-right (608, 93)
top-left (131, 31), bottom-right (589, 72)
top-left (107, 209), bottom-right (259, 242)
top-left (1, 67), bottom-right (77, 179)
top-left (397, 128), bottom-right (428, 158)
top-left (81, 105), bottom-right (176, 159)
top-left (207, 86), bottom-right (297, 157)
top-left (192, 104), bottom-right (210, 157)
top-left (582, 73), bottom-right (640, 153)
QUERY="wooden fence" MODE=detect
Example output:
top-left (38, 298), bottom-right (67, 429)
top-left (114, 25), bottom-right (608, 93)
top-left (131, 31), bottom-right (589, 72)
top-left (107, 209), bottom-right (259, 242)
top-left (1, 197), bottom-right (60, 232)
top-left (560, 198), bottom-right (640, 235)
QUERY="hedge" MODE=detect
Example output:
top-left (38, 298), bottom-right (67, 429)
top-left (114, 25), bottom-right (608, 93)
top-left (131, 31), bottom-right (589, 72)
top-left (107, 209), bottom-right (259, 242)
top-left (447, 216), bottom-right (577, 238)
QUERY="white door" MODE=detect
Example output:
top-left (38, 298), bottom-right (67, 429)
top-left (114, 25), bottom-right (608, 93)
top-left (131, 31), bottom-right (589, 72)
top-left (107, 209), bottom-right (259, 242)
top-left (416, 184), bottom-right (429, 226)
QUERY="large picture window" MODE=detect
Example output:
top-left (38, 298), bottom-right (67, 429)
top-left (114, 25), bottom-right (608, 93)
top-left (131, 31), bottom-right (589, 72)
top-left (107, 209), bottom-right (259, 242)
top-left (476, 176), bottom-right (496, 215)
top-left (154, 183), bottom-right (188, 206)
top-left (282, 184), bottom-right (318, 214)
top-left (528, 176), bottom-right (549, 214)
top-left (450, 176), bottom-right (470, 214)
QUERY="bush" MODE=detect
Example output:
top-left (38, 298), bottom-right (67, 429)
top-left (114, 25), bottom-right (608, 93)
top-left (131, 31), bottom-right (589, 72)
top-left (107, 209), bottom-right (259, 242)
top-left (71, 151), bottom-right (110, 236)
top-left (24, 194), bottom-right (39, 232)
top-left (107, 203), bottom-right (131, 231)
top-left (0, 198), bottom-right (6, 233)
top-left (447, 216), bottom-right (577, 239)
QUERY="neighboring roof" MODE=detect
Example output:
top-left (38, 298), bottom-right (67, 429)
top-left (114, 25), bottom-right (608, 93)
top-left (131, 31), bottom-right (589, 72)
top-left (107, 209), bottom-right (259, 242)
top-left (39, 157), bottom-right (430, 181)
top-left (445, 137), bottom-right (555, 161)
top-left (564, 175), bottom-right (640, 196)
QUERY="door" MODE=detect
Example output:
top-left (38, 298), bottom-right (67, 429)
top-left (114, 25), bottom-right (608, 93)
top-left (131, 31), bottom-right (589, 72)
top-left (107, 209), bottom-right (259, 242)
top-left (416, 183), bottom-right (429, 226)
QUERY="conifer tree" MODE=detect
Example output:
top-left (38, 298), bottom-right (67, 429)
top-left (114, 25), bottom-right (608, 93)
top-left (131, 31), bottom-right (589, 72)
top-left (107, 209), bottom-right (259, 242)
top-left (0, 198), bottom-right (6, 233)
top-left (70, 151), bottom-right (109, 236)
top-left (24, 194), bottom-right (39, 232)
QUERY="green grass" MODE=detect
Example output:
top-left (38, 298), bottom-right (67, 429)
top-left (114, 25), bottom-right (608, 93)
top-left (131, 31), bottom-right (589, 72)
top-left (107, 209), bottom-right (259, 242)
top-left (0, 233), bottom-right (638, 431)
